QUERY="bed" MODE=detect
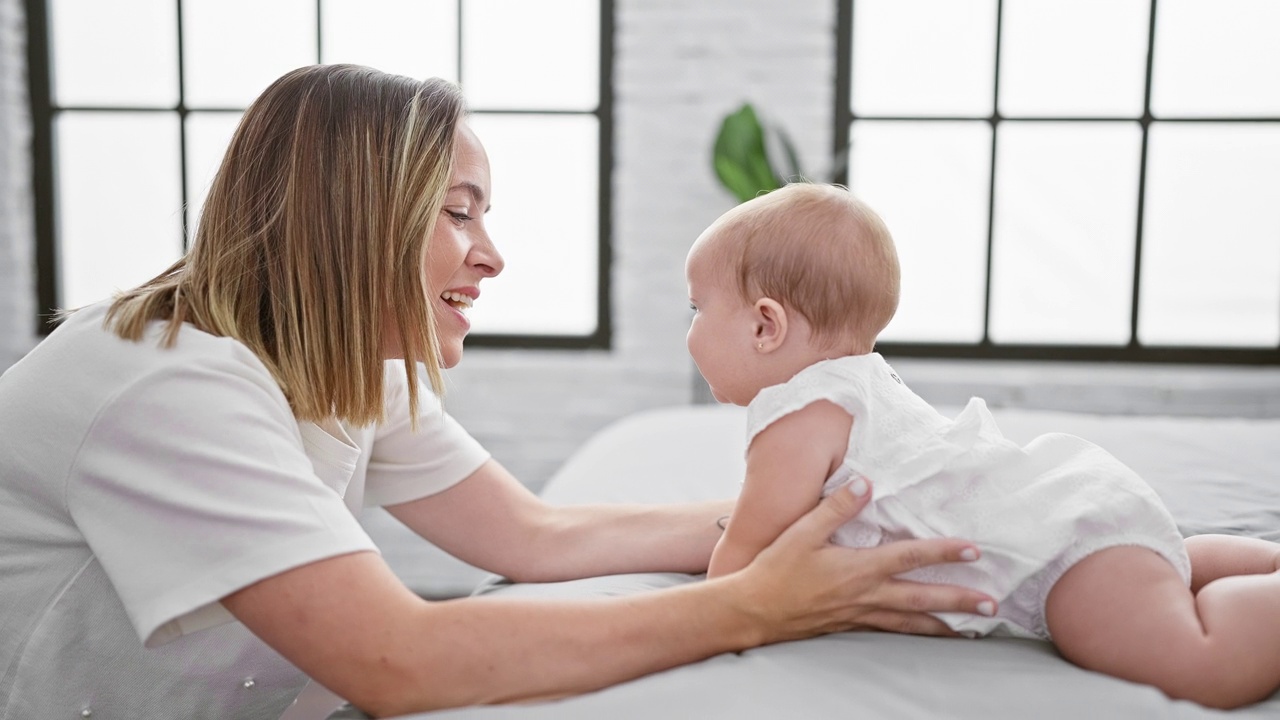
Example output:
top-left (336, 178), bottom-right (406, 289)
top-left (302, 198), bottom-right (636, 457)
top-left (391, 403), bottom-right (1280, 720)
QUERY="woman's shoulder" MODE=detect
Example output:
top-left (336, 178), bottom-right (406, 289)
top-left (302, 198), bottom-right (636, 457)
top-left (0, 303), bottom-right (303, 513)
top-left (62, 301), bottom-right (271, 370)
top-left (6, 301), bottom-right (288, 422)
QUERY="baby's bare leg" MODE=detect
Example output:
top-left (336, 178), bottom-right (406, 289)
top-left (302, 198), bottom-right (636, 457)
top-left (1185, 534), bottom-right (1280, 592)
top-left (1045, 546), bottom-right (1280, 710)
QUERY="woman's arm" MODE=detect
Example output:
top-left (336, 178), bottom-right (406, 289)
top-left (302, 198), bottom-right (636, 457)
top-left (223, 482), bottom-right (993, 717)
top-left (708, 400), bottom-right (851, 578)
top-left (386, 459), bottom-right (734, 581)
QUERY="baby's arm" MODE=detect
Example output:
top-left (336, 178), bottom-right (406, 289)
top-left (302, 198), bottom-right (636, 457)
top-left (707, 400), bottom-right (853, 579)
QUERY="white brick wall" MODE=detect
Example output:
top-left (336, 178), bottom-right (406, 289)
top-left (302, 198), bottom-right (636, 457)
top-left (0, 0), bottom-right (35, 367)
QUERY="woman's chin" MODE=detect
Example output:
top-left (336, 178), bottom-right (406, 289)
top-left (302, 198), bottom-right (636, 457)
top-left (438, 345), bottom-right (463, 368)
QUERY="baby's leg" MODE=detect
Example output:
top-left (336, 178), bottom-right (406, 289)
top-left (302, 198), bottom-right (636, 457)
top-left (1044, 546), bottom-right (1280, 709)
top-left (1184, 534), bottom-right (1280, 592)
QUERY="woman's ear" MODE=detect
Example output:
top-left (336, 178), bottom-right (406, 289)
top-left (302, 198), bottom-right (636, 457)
top-left (753, 298), bottom-right (788, 352)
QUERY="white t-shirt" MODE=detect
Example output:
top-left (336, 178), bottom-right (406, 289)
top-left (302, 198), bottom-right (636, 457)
top-left (0, 302), bottom-right (490, 719)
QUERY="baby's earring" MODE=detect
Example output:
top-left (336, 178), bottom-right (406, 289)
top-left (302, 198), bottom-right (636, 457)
top-left (756, 342), bottom-right (763, 350)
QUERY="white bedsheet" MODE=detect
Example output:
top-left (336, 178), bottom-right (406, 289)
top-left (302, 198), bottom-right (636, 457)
top-left (397, 404), bottom-right (1280, 719)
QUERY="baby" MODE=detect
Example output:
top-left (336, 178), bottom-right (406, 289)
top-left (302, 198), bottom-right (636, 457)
top-left (690, 182), bottom-right (1280, 709)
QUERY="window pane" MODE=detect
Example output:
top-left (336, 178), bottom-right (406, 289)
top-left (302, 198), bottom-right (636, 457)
top-left (51, 0), bottom-right (178, 107)
top-left (989, 122), bottom-right (1141, 345)
top-left (56, 112), bottom-right (183, 308)
top-left (183, 0), bottom-right (316, 107)
top-left (999, 0), bottom-right (1149, 117)
top-left (462, 0), bottom-right (598, 111)
top-left (1151, 0), bottom-right (1280, 117)
top-left (1139, 123), bottom-right (1280, 347)
top-left (185, 111), bottom-right (244, 239)
top-left (852, 0), bottom-right (997, 117)
top-left (464, 114), bottom-right (599, 335)
top-left (849, 121), bottom-right (992, 343)
top-left (321, 0), bottom-right (458, 82)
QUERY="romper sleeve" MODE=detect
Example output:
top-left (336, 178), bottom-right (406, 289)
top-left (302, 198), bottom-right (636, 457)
top-left (360, 362), bottom-right (491, 508)
top-left (67, 349), bottom-right (378, 648)
top-left (745, 359), bottom-right (868, 452)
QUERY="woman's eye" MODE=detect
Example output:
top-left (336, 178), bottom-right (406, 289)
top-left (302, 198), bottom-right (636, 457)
top-left (446, 210), bottom-right (473, 225)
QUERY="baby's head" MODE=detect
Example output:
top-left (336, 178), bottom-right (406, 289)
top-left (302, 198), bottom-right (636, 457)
top-left (685, 183), bottom-right (900, 405)
top-left (699, 183), bottom-right (899, 349)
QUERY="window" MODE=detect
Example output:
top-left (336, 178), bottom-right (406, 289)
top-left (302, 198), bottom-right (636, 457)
top-left (26, 0), bottom-right (612, 347)
top-left (836, 0), bottom-right (1280, 363)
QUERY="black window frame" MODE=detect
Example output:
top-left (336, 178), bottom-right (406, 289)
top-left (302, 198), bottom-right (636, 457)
top-left (835, 0), bottom-right (1280, 365)
top-left (25, 0), bottom-right (614, 350)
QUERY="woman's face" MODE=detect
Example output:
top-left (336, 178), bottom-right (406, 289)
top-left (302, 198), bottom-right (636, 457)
top-left (426, 123), bottom-right (504, 368)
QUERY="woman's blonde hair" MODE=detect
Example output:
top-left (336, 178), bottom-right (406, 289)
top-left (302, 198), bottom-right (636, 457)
top-left (719, 182), bottom-right (901, 351)
top-left (106, 64), bottom-right (463, 426)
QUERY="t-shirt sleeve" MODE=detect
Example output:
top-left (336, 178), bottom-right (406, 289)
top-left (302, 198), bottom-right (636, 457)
top-left (67, 353), bottom-right (378, 649)
top-left (361, 362), bottom-right (491, 508)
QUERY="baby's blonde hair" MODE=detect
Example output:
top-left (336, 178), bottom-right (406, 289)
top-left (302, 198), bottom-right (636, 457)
top-left (716, 183), bottom-right (900, 351)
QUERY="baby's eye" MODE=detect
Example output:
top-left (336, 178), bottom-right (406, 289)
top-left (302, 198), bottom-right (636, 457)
top-left (689, 303), bottom-right (698, 313)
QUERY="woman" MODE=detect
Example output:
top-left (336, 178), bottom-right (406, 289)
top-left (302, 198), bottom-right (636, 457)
top-left (0, 65), bottom-right (994, 719)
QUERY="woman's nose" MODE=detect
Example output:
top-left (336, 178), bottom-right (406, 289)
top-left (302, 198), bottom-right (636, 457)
top-left (471, 233), bottom-right (504, 278)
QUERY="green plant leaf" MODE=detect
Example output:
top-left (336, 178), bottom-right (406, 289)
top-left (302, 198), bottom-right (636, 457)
top-left (712, 103), bottom-right (780, 202)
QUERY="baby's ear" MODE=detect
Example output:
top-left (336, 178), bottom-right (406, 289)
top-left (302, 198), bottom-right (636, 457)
top-left (753, 298), bottom-right (788, 352)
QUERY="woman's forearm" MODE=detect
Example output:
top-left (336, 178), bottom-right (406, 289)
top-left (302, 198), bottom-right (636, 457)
top-left (386, 461), bottom-right (733, 582)
top-left (515, 499), bottom-right (735, 581)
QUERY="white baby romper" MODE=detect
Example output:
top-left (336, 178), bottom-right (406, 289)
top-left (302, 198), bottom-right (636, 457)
top-left (746, 354), bottom-right (1191, 640)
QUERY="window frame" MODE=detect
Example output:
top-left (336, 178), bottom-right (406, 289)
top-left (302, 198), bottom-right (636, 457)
top-left (834, 0), bottom-right (1280, 365)
top-left (24, 0), bottom-right (614, 350)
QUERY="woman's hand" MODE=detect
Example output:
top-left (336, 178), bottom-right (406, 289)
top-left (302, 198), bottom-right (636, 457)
top-left (721, 478), bottom-right (996, 644)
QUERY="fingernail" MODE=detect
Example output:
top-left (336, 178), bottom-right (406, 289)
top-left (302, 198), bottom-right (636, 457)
top-left (959, 547), bottom-right (978, 562)
top-left (977, 601), bottom-right (995, 617)
top-left (848, 478), bottom-right (869, 497)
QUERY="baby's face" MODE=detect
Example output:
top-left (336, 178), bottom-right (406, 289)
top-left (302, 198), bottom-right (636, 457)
top-left (685, 232), bottom-right (767, 406)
